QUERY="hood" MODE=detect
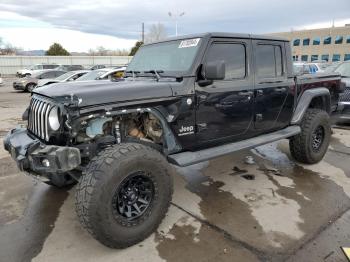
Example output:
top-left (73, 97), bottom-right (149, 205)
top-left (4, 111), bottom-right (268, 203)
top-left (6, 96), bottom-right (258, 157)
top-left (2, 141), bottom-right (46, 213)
top-left (33, 79), bottom-right (175, 107)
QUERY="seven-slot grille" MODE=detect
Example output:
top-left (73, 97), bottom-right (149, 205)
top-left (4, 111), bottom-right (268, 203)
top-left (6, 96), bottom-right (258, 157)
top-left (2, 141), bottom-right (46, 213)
top-left (28, 95), bottom-right (53, 141)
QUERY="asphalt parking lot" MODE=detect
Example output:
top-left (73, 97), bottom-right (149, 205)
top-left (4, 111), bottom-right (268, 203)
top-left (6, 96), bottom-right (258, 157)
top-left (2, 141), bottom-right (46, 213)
top-left (0, 77), bottom-right (350, 262)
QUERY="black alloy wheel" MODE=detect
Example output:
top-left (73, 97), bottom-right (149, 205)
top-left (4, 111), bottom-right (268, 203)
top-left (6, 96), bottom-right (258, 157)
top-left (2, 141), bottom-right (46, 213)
top-left (112, 171), bottom-right (155, 221)
top-left (311, 126), bottom-right (324, 152)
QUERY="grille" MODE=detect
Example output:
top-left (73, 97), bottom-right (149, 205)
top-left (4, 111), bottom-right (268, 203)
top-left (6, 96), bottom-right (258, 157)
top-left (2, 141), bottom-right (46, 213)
top-left (340, 87), bottom-right (350, 102)
top-left (28, 95), bottom-right (53, 141)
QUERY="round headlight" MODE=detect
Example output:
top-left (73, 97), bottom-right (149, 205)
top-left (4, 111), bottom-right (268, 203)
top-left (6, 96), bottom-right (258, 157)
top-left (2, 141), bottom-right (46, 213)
top-left (48, 107), bottom-right (60, 131)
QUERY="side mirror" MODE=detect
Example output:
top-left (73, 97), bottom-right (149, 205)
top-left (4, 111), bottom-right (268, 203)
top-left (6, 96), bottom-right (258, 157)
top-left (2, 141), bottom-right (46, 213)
top-left (204, 60), bottom-right (225, 80)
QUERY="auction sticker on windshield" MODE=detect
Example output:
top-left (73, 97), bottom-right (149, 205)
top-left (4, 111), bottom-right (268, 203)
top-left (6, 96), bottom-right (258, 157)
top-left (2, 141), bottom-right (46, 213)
top-left (179, 38), bottom-right (200, 48)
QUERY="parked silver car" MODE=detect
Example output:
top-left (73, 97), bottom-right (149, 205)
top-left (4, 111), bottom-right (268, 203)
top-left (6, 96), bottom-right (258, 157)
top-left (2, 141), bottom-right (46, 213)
top-left (36, 70), bottom-right (90, 87)
top-left (16, 64), bottom-right (59, 77)
top-left (13, 70), bottom-right (66, 92)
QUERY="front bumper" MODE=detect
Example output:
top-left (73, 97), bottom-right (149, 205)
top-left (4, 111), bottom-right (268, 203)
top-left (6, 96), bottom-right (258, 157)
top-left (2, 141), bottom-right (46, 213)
top-left (3, 128), bottom-right (81, 175)
top-left (333, 102), bottom-right (350, 124)
top-left (13, 82), bottom-right (26, 90)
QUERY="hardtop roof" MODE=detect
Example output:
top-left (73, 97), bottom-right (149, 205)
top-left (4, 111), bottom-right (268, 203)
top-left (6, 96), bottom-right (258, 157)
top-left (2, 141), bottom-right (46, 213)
top-left (144, 32), bottom-right (289, 46)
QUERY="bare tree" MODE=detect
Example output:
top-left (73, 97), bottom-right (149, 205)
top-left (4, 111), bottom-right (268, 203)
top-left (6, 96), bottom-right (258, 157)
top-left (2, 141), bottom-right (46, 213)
top-left (145, 23), bottom-right (168, 44)
top-left (0, 37), bottom-right (20, 55)
top-left (96, 46), bottom-right (108, 56)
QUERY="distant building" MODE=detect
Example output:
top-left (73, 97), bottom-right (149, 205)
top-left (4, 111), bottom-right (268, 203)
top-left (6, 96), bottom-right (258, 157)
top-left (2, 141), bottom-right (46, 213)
top-left (270, 25), bottom-right (350, 62)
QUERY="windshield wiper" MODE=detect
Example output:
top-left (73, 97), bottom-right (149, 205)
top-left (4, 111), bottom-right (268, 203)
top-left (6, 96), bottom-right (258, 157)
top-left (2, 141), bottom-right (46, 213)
top-left (125, 70), bottom-right (140, 79)
top-left (143, 70), bottom-right (164, 81)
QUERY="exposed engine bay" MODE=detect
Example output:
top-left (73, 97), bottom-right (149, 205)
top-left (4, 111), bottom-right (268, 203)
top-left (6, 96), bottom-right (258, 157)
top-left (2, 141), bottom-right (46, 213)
top-left (75, 112), bottom-right (164, 159)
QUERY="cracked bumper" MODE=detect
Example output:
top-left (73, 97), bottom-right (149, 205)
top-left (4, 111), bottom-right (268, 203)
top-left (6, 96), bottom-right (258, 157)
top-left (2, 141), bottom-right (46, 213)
top-left (3, 128), bottom-right (81, 175)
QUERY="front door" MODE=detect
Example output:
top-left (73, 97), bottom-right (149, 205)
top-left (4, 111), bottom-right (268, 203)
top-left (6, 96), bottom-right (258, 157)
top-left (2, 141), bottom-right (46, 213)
top-left (253, 40), bottom-right (293, 131)
top-left (195, 38), bottom-right (255, 145)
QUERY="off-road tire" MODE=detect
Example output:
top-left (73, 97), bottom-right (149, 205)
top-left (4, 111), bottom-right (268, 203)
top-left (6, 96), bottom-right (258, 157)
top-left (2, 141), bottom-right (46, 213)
top-left (289, 109), bottom-right (331, 164)
top-left (75, 143), bottom-right (173, 248)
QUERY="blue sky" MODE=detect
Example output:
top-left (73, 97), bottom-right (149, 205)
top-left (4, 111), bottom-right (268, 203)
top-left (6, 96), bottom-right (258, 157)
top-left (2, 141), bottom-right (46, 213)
top-left (0, 0), bottom-right (349, 52)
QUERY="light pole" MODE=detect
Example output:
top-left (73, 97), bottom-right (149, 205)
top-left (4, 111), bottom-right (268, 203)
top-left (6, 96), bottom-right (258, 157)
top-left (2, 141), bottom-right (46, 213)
top-left (168, 11), bottom-right (185, 36)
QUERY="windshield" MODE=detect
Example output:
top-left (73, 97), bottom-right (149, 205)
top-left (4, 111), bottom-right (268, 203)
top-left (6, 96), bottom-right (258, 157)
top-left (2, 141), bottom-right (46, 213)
top-left (55, 71), bottom-right (77, 81)
top-left (334, 63), bottom-right (350, 77)
top-left (76, 70), bottom-right (108, 81)
top-left (127, 38), bottom-right (201, 75)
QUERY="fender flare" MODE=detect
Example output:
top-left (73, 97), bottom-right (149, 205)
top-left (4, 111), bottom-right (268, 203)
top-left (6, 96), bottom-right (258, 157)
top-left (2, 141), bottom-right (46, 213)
top-left (291, 87), bottom-right (331, 125)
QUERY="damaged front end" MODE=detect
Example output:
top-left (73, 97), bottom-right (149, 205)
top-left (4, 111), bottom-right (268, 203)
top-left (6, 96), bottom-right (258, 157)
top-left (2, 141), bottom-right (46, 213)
top-left (4, 91), bottom-right (181, 181)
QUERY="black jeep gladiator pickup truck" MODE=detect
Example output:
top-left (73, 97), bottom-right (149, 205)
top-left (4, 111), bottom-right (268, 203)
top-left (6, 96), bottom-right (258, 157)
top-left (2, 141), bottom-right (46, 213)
top-left (4, 33), bottom-right (343, 248)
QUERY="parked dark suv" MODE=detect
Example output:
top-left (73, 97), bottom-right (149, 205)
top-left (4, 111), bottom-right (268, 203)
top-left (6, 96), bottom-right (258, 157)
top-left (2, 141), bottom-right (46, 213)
top-left (4, 33), bottom-right (343, 248)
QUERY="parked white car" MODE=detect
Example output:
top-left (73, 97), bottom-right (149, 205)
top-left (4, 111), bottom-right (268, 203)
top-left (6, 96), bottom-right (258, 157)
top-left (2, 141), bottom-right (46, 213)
top-left (16, 64), bottom-right (59, 77)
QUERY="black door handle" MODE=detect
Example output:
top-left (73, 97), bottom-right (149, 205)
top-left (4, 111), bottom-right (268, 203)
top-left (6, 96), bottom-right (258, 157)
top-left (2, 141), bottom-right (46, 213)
top-left (238, 91), bottom-right (253, 96)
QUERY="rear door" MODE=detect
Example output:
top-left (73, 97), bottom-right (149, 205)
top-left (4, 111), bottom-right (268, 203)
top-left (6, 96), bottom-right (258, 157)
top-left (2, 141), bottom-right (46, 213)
top-left (253, 40), bottom-right (294, 131)
top-left (195, 38), bottom-right (255, 145)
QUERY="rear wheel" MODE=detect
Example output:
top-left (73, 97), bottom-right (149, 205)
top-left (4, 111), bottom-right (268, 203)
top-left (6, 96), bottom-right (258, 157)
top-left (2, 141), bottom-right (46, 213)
top-left (290, 109), bottom-right (331, 164)
top-left (75, 143), bottom-right (173, 248)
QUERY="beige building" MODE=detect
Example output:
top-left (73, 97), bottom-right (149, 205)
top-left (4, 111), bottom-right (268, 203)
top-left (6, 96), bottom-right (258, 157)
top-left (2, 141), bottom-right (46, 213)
top-left (271, 25), bottom-right (350, 62)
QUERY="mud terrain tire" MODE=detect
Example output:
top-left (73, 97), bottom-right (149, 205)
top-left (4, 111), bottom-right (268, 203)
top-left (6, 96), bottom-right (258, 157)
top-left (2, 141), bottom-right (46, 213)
top-left (75, 143), bottom-right (173, 248)
top-left (290, 109), bottom-right (331, 164)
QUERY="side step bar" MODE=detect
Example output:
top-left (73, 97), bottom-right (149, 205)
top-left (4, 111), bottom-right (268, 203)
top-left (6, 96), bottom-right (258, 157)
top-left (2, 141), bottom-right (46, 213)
top-left (168, 125), bottom-right (301, 167)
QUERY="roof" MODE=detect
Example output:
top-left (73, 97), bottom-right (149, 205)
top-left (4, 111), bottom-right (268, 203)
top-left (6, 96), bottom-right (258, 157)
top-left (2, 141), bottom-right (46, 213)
top-left (144, 32), bottom-right (289, 46)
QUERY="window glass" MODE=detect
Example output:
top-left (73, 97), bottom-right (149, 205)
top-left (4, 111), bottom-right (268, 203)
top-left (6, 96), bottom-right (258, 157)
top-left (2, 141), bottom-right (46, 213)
top-left (303, 38), bottom-right (310, 46)
top-left (313, 37), bottom-right (320, 45)
top-left (275, 46), bottom-right (283, 76)
top-left (323, 36), bottom-right (332, 45)
top-left (256, 44), bottom-right (283, 78)
top-left (206, 43), bottom-right (246, 79)
top-left (311, 55), bottom-right (318, 61)
top-left (321, 54), bottom-right (329, 62)
top-left (332, 54), bottom-right (341, 62)
top-left (335, 36), bottom-right (343, 44)
top-left (301, 55), bottom-right (308, 62)
top-left (54, 71), bottom-right (66, 77)
top-left (344, 54), bottom-right (350, 61)
top-left (347, 36), bottom-right (350, 44)
top-left (39, 71), bottom-right (56, 79)
top-left (293, 39), bottom-right (300, 46)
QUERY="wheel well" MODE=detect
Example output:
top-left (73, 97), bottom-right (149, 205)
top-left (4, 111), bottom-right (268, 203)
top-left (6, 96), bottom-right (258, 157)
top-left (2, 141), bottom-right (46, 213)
top-left (308, 95), bottom-right (330, 113)
top-left (76, 109), bottom-right (181, 158)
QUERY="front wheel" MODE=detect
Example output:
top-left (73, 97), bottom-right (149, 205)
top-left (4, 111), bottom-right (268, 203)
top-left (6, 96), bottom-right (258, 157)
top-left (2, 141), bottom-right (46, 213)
top-left (289, 109), bottom-right (331, 164)
top-left (26, 83), bottom-right (36, 92)
top-left (75, 143), bottom-right (173, 248)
